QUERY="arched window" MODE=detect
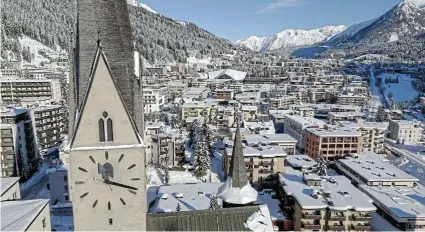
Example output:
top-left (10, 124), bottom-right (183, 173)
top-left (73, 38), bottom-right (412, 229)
top-left (99, 111), bottom-right (113, 142)
top-left (98, 118), bottom-right (105, 142)
top-left (107, 118), bottom-right (113, 141)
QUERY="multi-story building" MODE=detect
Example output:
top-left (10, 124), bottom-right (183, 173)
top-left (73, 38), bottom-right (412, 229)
top-left (223, 145), bottom-right (286, 188)
top-left (181, 101), bottom-right (216, 121)
top-left (47, 164), bottom-right (72, 215)
top-left (336, 93), bottom-right (368, 107)
top-left (0, 79), bottom-right (62, 104)
top-left (0, 108), bottom-right (38, 178)
top-left (182, 87), bottom-right (210, 101)
top-left (315, 104), bottom-right (362, 119)
top-left (388, 120), bottom-right (424, 144)
top-left (244, 134), bottom-right (297, 155)
top-left (284, 115), bottom-right (326, 152)
top-left (304, 128), bottom-right (362, 160)
top-left (244, 121), bottom-right (276, 135)
top-left (278, 166), bottom-right (375, 231)
top-left (150, 133), bottom-right (185, 167)
top-left (215, 88), bottom-right (234, 100)
top-left (215, 106), bottom-right (235, 128)
top-left (338, 121), bottom-right (387, 154)
top-left (336, 152), bottom-right (425, 231)
top-left (328, 111), bottom-right (366, 125)
top-left (269, 96), bottom-right (296, 109)
top-left (241, 105), bottom-right (258, 122)
top-left (32, 105), bottom-right (65, 150)
top-left (143, 87), bottom-right (166, 113)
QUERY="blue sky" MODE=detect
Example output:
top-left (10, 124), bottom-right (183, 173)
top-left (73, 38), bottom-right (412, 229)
top-left (141, 0), bottom-right (402, 41)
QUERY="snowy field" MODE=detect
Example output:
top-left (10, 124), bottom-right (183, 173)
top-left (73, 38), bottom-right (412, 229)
top-left (378, 73), bottom-right (419, 104)
top-left (19, 36), bottom-right (62, 66)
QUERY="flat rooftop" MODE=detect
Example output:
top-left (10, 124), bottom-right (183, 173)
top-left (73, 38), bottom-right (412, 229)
top-left (359, 185), bottom-right (425, 220)
top-left (284, 115), bottom-right (326, 126)
top-left (286, 155), bottom-right (318, 169)
top-left (226, 145), bottom-right (287, 158)
top-left (336, 152), bottom-right (419, 183)
top-left (338, 121), bottom-right (388, 130)
top-left (244, 134), bottom-right (297, 145)
top-left (305, 128), bottom-right (361, 137)
top-left (328, 111), bottom-right (366, 117)
top-left (279, 167), bottom-right (376, 211)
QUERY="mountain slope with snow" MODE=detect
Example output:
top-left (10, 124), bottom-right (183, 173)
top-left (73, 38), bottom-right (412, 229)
top-left (235, 25), bottom-right (347, 52)
top-left (127, 0), bottom-right (158, 14)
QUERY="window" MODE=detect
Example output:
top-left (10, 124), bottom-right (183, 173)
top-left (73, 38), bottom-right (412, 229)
top-left (99, 112), bottom-right (113, 142)
top-left (65, 196), bottom-right (69, 201)
top-left (109, 219), bottom-right (113, 225)
top-left (64, 175), bottom-right (68, 181)
top-left (42, 218), bottom-right (46, 228)
top-left (64, 185), bottom-right (68, 191)
top-left (47, 184), bottom-right (50, 190)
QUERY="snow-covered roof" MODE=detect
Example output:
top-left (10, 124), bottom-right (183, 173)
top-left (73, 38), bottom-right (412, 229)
top-left (244, 134), bottom-right (297, 145)
top-left (338, 121), bottom-right (388, 130)
top-left (217, 177), bottom-right (258, 205)
top-left (336, 151), bottom-right (419, 183)
top-left (305, 127), bottom-right (361, 137)
top-left (244, 205), bottom-right (274, 232)
top-left (279, 167), bottom-right (376, 211)
top-left (255, 192), bottom-right (286, 221)
top-left (1, 199), bottom-right (49, 231)
top-left (208, 69), bottom-right (247, 81)
top-left (328, 111), bottom-right (366, 117)
top-left (226, 145), bottom-right (286, 158)
top-left (150, 182), bottom-right (222, 213)
top-left (0, 177), bottom-right (20, 197)
top-left (286, 155), bottom-right (318, 169)
top-left (359, 184), bottom-right (425, 221)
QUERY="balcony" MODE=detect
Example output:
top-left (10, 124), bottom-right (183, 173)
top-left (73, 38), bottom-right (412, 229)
top-left (302, 214), bottom-right (322, 220)
top-left (351, 225), bottom-right (371, 231)
top-left (328, 215), bottom-right (346, 221)
top-left (302, 224), bottom-right (321, 230)
top-left (260, 161), bottom-right (274, 166)
top-left (258, 169), bottom-right (274, 174)
top-left (328, 225), bottom-right (345, 231)
top-left (351, 215), bottom-right (371, 221)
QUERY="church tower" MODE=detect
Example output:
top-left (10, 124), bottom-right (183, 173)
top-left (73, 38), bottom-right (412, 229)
top-left (69, 0), bottom-right (144, 135)
top-left (69, 45), bottom-right (146, 231)
top-left (217, 116), bottom-right (257, 208)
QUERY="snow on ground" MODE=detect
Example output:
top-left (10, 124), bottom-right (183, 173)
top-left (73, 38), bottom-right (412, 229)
top-left (378, 73), bottom-right (419, 104)
top-left (126, 0), bottom-right (158, 14)
top-left (18, 36), bottom-right (61, 66)
top-left (51, 215), bottom-right (74, 231)
top-left (244, 204), bottom-right (274, 232)
top-left (388, 33), bottom-right (399, 42)
top-left (186, 56), bottom-right (212, 65)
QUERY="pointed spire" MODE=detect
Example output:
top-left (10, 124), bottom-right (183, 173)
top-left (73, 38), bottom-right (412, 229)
top-left (228, 115), bottom-right (248, 188)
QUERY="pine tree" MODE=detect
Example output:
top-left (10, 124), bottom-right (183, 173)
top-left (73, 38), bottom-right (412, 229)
top-left (315, 156), bottom-right (328, 176)
top-left (209, 194), bottom-right (220, 210)
top-left (188, 119), bottom-right (200, 148)
top-left (193, 133), bottom-right (211, 177)
top-left (376, 105), bottom-right (387, 122)
top-left (164, 167), bottom-right (170, 184)
top-left (176, 203), bottom-right (181, 212)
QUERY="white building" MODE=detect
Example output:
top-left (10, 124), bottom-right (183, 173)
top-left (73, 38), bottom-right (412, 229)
top-left (388, 120), bottom-right (424, 144)
top-left (284, 115), bottom-right (326, 152)
top-left (143, 87), bottom-right (165, 113)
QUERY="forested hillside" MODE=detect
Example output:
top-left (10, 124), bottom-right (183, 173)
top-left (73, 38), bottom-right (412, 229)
top-left (1, 0), bottom-right (241, 63)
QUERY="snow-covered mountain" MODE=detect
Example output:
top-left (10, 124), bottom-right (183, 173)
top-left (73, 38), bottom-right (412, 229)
top-left (326, 0), bottom-right (425, 46)
top-left (127, 0), bottom-right (158, 14)
top-left (235, 25), bottom-right (347, 52)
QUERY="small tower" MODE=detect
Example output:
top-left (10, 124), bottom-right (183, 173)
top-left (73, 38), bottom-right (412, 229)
top-left (217, 113), bottom-right (257, 207)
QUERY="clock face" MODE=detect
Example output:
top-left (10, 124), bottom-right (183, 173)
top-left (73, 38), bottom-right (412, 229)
top-left (75, 151), bottom-right (141, 209)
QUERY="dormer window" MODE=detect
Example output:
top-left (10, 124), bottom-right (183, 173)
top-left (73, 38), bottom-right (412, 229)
top-left (99, 111), bottom-right (113, 142)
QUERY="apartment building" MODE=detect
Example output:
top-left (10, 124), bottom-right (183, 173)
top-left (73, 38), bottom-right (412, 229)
top-left (215, 106), bottom-right (235, 128)
top-left (269, 96), bottom-right (296, 109)
top-left (328, 112), bottom-right (366, 125)
top-left (284, 115), bottom-right (326, 152)
top-left (48, 164), bottom-right (72, 215)
top-left (32, 105), bottom-right (65, 150)
top-left (223, 145), bottom-right (286, 188)
top-left (304, 128), bottom-right (362, 160)
top-left (241, 105), bottom-right (258, 122)
top-left (278, 167), bottom-right (375, 231)
top-left (388, 120), bottom-right (424, 144)
top-left (143, 87), bottom-right (166, 113)
top-left (215, 88), bottom-right (234, 100)
top-left (336, 93), bottom-right (368, 107)
top-left (181, 101), bottom-right (216, 121)
top-left (0, 108), bottom-right (38, 178)
top-left (336, 152), bottom-right (425, 231)
top-left (244, 134), bottom-right (297, 156)
top-left (315, 104), bottom-right (362, 119)
top-left (1, 68), bottom-right (22, 78)
top-left (150, 133), bottom-right (185, 167)
top-left (339, 121), bottom-right (387, 154)
top-left (182, 87), bottom-right (210, 101)
top-left (244, 121), bottom-right (276, 135)
top-left (1, 79), bottom-right (62, 103)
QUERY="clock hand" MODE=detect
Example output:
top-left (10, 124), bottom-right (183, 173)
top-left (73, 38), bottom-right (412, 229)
top-left (104, 180), bottom-right (138, 191)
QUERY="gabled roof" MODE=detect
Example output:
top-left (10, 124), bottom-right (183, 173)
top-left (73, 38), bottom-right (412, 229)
top-left (70, 44), bottom-right (142, 148)
top-left (0, 177), bottom-right (20, 197)
top-left (1, 199), bottom-right (49, 231)
top-left (208, 69), bottom-right (247, 81)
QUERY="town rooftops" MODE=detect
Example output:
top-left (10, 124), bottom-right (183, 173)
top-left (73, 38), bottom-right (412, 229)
top-left (359, 184), bottom-right (425, 221)
top-left (284, 115), bottom-right (326, 127)
top-left (286, 155), bottom-right (318, 169)
top-left (336, 152), bottom-right (419, 183)
top-left (150, 182), bottom-right (223, 213)
top-left (0, 108), bottom-right (28, 117)
top-left (244, 134), bottom-right (296, 146)
top-left (338, 121), bottom-right (388, 130)
top-left (305, 128), bottom-right (361, 137)
top-left (208, 69), bottom-right (247, 81)
top-left (1, 199), bottom-right (49, 231)
top-left (226, 145), bottom-right (287, 158)
top-left (241, 105), bottom-right (258, 111)
top-left (328, 111), bottom-right (366, 118)
top-left (279, 167), bottom-right (376, 211)
top-left (0, 177), bottom-right (20, 197)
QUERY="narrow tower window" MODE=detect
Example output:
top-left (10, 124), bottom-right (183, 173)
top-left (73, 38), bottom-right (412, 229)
top-left (98, 118), bottom-right (105, 142)
top-left (99, 111), bottom-right (113, 142)
top-left (107, 118), bottom-right (113, 141)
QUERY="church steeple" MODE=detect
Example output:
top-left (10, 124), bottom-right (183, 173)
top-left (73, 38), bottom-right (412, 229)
top-left (217, 112), bottom-right (257, 207)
